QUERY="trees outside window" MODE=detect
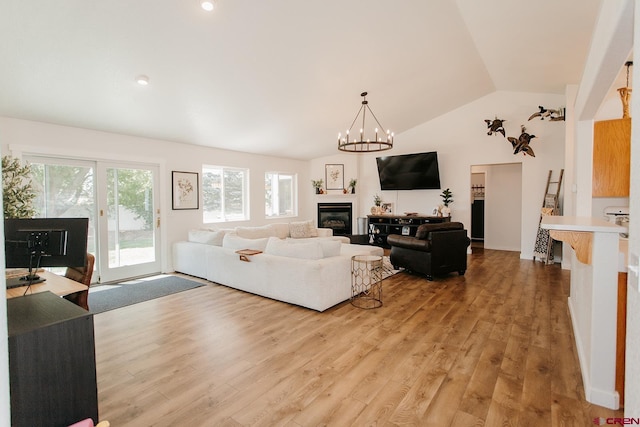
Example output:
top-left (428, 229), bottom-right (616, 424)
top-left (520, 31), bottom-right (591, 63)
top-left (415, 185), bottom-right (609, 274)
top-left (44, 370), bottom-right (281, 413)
top-left (265, 172), bottom-right (296, 218)
top-left (203, 166), bottom-right (249, 223)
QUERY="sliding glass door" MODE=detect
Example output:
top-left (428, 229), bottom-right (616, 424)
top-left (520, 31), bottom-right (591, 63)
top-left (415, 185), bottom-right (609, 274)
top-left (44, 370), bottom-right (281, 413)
top-left (27, 156), bottom-right (161, 283)
top-left (99, 163), bottom-right (160, 282)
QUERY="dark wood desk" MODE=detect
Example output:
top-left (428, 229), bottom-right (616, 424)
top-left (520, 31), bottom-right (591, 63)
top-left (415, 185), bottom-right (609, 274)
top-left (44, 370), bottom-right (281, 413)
top-left (6, 270), bottom-right (87, 299)
top-left (7, 291), bottom-right (98, 426)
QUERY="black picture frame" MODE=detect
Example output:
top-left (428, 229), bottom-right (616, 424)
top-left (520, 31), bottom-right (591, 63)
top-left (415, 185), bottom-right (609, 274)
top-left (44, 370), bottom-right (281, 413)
top-left (325, 164), bottom-right (344, 190)
top-left (172, 171), bottom-right (199, 210)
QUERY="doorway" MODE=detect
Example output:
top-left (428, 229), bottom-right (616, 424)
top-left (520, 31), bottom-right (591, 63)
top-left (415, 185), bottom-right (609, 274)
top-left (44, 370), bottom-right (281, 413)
top-left (470, 163), bottom-right (522, 252)
top-left (27, 156), bottom-right (161, 283)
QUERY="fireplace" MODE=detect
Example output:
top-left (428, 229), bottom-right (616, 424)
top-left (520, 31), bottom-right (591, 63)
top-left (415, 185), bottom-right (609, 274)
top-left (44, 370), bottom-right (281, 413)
top-left (317, 202), bottom-right (352, 236)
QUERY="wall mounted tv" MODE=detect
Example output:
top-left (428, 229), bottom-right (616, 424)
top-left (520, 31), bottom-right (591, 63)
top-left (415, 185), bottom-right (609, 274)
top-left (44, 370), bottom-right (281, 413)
top-left (376, 151), bottom-right (441, 190)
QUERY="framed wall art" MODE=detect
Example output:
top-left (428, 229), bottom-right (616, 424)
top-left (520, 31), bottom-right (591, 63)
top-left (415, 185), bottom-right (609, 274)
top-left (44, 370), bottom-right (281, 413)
top-left (325, 164), bottom-right (344, 190)
top-left (172, 171), bottom-right (199, 210)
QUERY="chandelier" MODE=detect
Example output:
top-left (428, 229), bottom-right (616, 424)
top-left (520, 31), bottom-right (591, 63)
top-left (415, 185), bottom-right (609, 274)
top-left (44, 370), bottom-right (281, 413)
top-left (338, 91), bottom-right (394, 152)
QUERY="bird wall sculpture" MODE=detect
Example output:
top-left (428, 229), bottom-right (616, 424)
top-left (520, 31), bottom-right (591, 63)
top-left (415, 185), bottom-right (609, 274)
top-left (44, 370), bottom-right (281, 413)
top-left (484, 117), bottom-right (506, 137)
top-left (507, 125), bottom-right (536, 157)
top-left (528, 105), bottom-right (565, 121)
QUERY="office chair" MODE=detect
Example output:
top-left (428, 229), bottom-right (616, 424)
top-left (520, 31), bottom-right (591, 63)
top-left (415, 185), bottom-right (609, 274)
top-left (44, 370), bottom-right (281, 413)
top-left (63, 253), bottom-right (95, 310)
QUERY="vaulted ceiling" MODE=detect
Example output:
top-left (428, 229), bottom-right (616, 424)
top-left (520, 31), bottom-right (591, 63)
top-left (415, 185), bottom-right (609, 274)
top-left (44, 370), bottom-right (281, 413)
top-left (0, 0), bottom-right (603, 159)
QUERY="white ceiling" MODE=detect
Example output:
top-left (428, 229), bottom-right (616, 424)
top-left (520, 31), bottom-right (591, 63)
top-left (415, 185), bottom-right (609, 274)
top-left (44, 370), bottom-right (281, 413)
top-left (0, 0), bottom-right (604, 160)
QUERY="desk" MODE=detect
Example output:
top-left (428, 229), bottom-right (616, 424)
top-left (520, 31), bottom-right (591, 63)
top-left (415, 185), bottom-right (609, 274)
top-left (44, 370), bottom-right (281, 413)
top-left (6, 270), bottom-right (87, 299)
top-left (7, 291), bottom-right (98, 426)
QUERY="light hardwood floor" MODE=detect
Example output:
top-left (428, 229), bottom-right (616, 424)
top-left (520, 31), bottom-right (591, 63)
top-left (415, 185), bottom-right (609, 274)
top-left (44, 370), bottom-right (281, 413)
top-left (94, 248), bottom-right (624, 426)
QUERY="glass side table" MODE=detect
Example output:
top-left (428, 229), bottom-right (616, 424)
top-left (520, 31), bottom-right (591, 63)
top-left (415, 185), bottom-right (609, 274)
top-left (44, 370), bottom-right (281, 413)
top-left (350, 254), bottom-right (383, 309)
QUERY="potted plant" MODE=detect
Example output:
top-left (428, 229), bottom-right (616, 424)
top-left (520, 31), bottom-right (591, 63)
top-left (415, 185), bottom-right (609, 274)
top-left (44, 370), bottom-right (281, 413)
top-left (2, 156), bottom-right (36, 219)
top-left (311, 179), bottom-right (324, 194)
top-left (349, 178), bottom-right (357, 194)
top-left (371, 194), bottom-right (383, 214)
top-left (440, 188), bottom-right (453, 217)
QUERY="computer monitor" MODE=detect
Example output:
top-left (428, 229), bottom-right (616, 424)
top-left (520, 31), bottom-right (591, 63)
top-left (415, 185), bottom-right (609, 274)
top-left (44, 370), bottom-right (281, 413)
top-left (4, 218), bottom-right (89, 285)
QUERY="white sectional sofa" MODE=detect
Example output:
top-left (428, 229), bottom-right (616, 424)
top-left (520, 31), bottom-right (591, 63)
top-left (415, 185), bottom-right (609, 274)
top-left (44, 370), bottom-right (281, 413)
top-left (173, 221), bottom-right (383, 311)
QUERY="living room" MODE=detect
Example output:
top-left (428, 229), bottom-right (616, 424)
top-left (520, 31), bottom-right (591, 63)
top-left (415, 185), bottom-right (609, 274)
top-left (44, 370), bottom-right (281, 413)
top-left (1, 0), bottom-right (639, 425)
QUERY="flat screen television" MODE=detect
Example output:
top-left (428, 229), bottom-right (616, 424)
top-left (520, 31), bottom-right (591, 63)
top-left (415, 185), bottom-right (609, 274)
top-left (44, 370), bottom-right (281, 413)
top-left (376, 151), bottom-right (441, 190)
top-left (4, 218), bottom-right (89, 285)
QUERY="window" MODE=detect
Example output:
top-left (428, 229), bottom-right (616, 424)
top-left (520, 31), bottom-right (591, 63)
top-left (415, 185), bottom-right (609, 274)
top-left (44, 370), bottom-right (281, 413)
top-left (202, 165), bottom-right (249, 223)
top-left (265, 172), bottom-right (297, 218)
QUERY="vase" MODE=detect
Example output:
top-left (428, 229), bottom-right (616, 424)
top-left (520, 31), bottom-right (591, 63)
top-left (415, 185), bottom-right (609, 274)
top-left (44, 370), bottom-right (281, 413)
top-left (351, 187), bottom-right (355, 194)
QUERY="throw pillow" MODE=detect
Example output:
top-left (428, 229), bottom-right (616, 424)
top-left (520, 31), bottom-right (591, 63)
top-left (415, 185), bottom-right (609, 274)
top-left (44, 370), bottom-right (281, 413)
top-left (222, 234), bottom-right (269, 251)
top-left (236, 225), bottom-right (276, 239)
top-left (289, 220), bottom-right (318, 238)
top-left (269, 223), bottom-right (291, 239)
top-left (264, 237), bottom-right (323, 260)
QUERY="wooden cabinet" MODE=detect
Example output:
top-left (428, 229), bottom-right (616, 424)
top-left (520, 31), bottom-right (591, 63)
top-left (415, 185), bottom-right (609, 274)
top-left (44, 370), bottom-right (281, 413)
top-left (593, 118), bottom-right (631, 197)
top-left (8, 292), bottom-right (98, 427)
top-left (367, 214), bottom-right (450, 247)
top-left (617, 272), bottom-right (627, 407)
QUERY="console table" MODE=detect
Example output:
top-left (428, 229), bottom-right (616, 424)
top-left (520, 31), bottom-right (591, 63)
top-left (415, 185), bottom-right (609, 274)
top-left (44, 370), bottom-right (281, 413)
top-left (367, 214), bottom-right (451, 247)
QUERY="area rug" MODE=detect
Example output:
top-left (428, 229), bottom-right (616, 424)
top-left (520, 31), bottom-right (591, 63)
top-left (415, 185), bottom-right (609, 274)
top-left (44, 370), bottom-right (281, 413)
top-left (382, 256), bottom-right (401, 279)
top-left (88, 275), bottom-right (204, 314)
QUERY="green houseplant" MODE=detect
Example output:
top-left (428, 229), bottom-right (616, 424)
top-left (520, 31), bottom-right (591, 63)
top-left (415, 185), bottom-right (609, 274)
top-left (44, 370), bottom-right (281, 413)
top-left (2, 156), bottom-right (36, 219)
top-left (440, 188), bottom-right (453, 217)
top-left (311, 179), bottom-right (324, 194)
top-left (349, 178), bottom-right (357, 194)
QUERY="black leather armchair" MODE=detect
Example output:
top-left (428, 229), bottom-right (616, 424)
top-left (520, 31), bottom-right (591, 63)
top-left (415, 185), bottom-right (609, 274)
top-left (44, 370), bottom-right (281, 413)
top-left (387, 222), bottom-right (470, 280)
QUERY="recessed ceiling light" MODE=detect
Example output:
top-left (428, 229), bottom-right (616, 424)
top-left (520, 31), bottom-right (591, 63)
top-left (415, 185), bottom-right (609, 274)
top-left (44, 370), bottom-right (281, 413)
top-left (201, 1), bottom-right (215, 12)
top-left (136, 75), bottom-right (149, 86)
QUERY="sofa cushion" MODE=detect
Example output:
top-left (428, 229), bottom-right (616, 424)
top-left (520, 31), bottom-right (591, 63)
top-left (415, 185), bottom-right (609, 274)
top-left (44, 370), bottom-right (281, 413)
top-left (188, 229), bottom-right (228, 246)
top-left (286, 237), bottom-right (342, 257)
top-left (264, 237), bottom-right (323, 260)
top-left (319, 239), bottom-right (342, 257)
top-left (235, 225), bottom-right (276, 239)
top-left (415, 222), bottom-right (464, 239)
top-left (268, 223), bottom-right (290, 239)
top-left (222, 234), bottom-right (269, 251)
top-left (289, 220), bottom-right (318, 238)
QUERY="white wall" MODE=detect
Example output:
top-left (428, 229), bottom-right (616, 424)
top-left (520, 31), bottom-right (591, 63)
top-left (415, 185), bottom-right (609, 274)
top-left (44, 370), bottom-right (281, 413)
top-left (313, 90), bottom-right (566, 258)
top-left (0, 117), bottom-right (311, 273)
top-left (569, 0), bottom-right (638, 413)
top-left (624, 0), bottom-right (640, 416)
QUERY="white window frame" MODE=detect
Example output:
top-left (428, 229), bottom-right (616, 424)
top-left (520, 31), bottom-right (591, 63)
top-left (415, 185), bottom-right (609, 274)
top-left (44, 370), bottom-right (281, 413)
top-left (202, 165), bottom-right (249, 223)
top-left (265, 171), bottom-right (298, 218)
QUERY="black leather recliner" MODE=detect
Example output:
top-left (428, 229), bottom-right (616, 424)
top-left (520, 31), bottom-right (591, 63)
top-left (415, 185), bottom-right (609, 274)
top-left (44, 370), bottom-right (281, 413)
top-left (387, 222), bottom-right (470, 280)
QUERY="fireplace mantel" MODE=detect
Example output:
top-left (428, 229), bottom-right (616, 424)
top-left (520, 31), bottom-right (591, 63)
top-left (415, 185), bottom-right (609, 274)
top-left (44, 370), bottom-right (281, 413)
top-left (315, 194), bottom-right (359, 235)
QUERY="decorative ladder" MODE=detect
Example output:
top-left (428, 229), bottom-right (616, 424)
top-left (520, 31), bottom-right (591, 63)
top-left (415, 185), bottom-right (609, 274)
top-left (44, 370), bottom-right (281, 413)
top-left (533, 169), bottom-right (564, 264)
